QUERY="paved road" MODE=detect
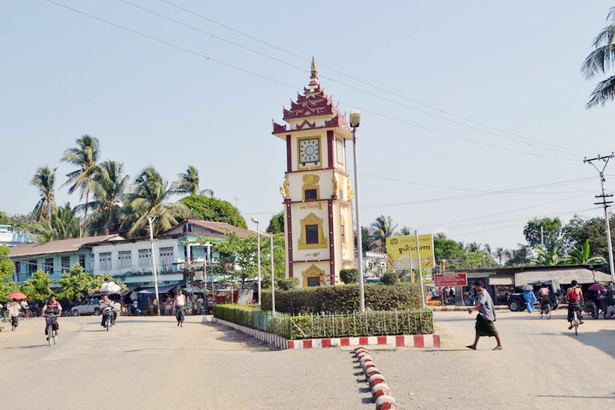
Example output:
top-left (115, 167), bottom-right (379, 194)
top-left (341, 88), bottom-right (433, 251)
top-left (0, 315), bottom-right (371, 410)
top-left (371, 310), bottom-right (615, 410)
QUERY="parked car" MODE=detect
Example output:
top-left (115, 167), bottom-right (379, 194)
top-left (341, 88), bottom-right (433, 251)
top-left (71, 298), bottom-right (101, 316)
top-left (506, 292), bottom-right (527, 311)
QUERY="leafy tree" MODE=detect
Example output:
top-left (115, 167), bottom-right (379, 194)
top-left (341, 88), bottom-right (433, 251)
top-left (85, 160), bottom-right (129, 235)
top-left (30, 166), bottom-right (56, 221)
top-left (355, 226), bottom-right (371, 257)
top-left (213, 233), bottom-right (258, 286)
top-left (260, 233), bottom-right (286, 285)
top-left (61, 135), bottom-right (100, 230)
top-left (563, 215), bottom-right (615, 260)
top-left (494, 247), bottom-right (506, 265)
top-left (370, 215), bottom-right (397, 252)
top-left (176, 165), bottom-right (214, 197)
top-left (0, 245), bottom-right (19, 300)
top-left (434, 233), bottom-right (497, 270)
top-left (340, 269), bottom-right (357, 284)
top-left (266, 211), bottom-right (284, 234)
top-left (505, 244), bottom-right (533, 267)
top-left (31, 202), bottom-right (80, 241)
top-left (180, 195), bottom-right (247, 228)
top-left (275, 278), bottom-right (298, 290)
top-left (56, 264), bottom-right (116, 300)
top-left (566, 239), bottom-right (608, 265)
top-left (582, 6), bottom-right (615, 108)
top-left (0, 212), bottom-right (34, 233)
top-left (523, 217), bottom-right (562, 253)
top-left (124, 166), bottom-right (190, 236)
top-left (399, 226), bottom-right (411, 236)
top-left (21, 270), bottom-right (52, 300)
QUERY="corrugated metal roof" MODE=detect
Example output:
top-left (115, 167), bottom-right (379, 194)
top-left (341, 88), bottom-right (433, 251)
top-left (9, 234), bottom-right (122, 258)
top-left (514, 269), bottom-right (611, 286)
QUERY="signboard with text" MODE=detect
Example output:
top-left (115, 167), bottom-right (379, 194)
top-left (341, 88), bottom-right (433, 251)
top-left (385, 234), bottom-right (435, 271)
top-left (434, 273), bottom-right (468, 287)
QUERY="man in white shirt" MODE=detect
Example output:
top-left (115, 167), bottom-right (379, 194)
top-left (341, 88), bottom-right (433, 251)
top-left (173, 289), bottom-right (187, 327)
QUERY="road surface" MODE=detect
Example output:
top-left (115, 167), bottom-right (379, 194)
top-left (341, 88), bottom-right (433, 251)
top-left (0, 315), bottom-right (370, 410)
top-left (371, 310), bottom-right (615, 410)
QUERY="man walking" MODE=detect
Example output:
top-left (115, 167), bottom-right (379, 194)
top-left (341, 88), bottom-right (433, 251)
top-left (467, 281), bottom-right (502, 351)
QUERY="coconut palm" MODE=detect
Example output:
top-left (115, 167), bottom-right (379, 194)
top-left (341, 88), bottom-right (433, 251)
top-left (84, 160), bottom-right (129, 235)
top-left (534, 242), bottom-right (564, 266)
top-left (370, 215), bottom-right (397, 252)
top-left (61, 135), bottom-right (100, 229)
top-left (31, 202), bottom-right (80, 241)
top-left (582, 7), bottom-right (615, 108)
top-left (176, 165), bottom-right (214, 197)
top-left (124, 166), bottom-right (191, 236)
top-left (30, 166), bottom-right (57, 221)
top-left (495, 247), bottom-right (505, 265)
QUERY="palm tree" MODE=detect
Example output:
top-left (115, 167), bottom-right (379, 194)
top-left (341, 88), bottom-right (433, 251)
top-left (582, 7), bottom-right (615, 108)
top-left (61, 135), bottom-right (100, 231)
top-left (370, 215), bottom-right (397, 252)
top-left (84, 160), bottom-right (129, 235)
top-left (495, 247), bottom-right (505, 265)
top-left (31, 202), bottom-right (80, 241)
top-left (30, 166), bottom-right (56, 221)
top-left (465, 242), bottom-right (482, 253)
top-left (124, 166), bottom-right (190, 236)
top-left (176, 165), bottom-right (214, 197)
top-left (534, 242), bottom-right (563, 266)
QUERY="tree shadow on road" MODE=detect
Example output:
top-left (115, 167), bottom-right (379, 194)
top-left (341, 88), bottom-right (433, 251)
top-left (564, 328), bottom-right (615, 359)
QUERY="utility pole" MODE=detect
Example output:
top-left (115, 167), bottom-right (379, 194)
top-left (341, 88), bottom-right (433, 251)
top-left (415, 230), bottom-right (426, 309)
top-left (584, 153), bottom-right (615, 283)
top-left (147, 214), bottom-right (161, 316)
top-left (540, 226), bottom-right (544, 248)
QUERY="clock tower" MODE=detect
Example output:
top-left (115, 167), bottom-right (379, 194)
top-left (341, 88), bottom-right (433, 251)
top-left (273, 57), bottom-right (356, 287)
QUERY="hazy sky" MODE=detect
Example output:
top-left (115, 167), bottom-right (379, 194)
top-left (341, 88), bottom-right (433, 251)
top-left (1, 0), bottom-right (614, 251)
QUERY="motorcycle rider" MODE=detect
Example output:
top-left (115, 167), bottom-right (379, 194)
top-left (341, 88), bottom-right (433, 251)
top-left (41, 294), bottom-right (62, 337)
top-left (99, 294), bottom-right (116, 327)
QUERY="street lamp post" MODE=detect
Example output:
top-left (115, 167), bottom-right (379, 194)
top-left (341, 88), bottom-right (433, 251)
top-left (350, 109), bottom-right (365, 314)
top-left (270, 232), bottom-right (275, 314)
top-left (147, 214), bottom-right (160, 316)
top-left (251, 217), bottom-right (262, 304)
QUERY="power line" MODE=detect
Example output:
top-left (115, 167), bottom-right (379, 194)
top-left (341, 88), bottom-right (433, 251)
top-left (46, 0), bottom-right (576, 162)
top-left (155, 0), bottom-right (590, 157)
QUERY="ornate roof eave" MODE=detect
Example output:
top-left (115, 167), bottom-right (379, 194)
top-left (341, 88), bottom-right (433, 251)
top-left (272, 125), bottom-right (353, 140)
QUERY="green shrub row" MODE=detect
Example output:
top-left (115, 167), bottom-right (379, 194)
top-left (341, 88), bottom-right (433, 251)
top-left (261, 283), bottom-right (422, 314)
top-left (213, 305), bottom-right (272, 332)
top-left (269, 309), bottom-right (433, 339)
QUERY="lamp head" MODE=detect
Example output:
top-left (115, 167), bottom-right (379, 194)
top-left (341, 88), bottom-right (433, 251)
top-left (350, 109), bottom-right (361, 128)
top-left (251, 217), bottom-right (259, 224)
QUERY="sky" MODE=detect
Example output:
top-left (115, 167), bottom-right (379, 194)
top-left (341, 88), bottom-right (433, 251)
top-left (1, 0), bottom-right (614, 251)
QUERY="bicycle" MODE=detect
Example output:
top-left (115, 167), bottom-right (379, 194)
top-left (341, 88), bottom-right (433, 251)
top-left (540, 302), bottom-right (552, 320)
top-left (45, 314), bottom-right (58, 347)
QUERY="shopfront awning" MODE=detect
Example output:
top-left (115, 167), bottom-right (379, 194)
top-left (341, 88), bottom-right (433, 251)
top-left (514, 269), bottom-right (611, 286)
top-left (488, 275), bottom-right (514, 286)
top-left (136, 284), bottom-right (179, 295)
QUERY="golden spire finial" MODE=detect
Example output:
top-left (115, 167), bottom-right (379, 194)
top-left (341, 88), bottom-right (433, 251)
top-left (311, 55), bottom-right (318, 79)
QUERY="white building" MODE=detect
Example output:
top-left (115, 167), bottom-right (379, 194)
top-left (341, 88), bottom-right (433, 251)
top-left (0, 224), bottom-right (34, 247)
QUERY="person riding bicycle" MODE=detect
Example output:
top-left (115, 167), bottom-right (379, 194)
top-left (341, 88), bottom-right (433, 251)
top-left (173, 289), bottom-right (187, 326)
top-left (538, 283), bottom-right (551, 313)
top-left (41, 295), bottom-right (62, 336)
top-left (566, 280), bottom-right (584, 329)
top-left (99, 294), bottom-right (116, 327)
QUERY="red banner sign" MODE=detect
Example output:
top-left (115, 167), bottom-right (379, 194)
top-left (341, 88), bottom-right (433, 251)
top-left (435, 273), bottom-right (468, 287)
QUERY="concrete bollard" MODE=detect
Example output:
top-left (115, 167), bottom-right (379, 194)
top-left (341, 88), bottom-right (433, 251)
top-left (368, 373), bottom-right (386, 387)
top-left (375, 394), bottom-right (397, 408)
top-left (366, 367), bottom-right (380, 377)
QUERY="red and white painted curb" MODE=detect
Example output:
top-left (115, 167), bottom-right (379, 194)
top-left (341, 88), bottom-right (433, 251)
top-left (354, 347), bottom-right (398, 410)
top-left (431, 305), bottom-right (509, 312)
top-left (212, 317), bottom-right (440, 350)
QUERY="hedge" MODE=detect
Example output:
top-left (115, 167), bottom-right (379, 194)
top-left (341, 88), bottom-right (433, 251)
top-left (269, 309), bottom-right (433, 339)
top-left (261, 283), bottom-right (422, 314)
top-left (213, 304), bottom-right (433, 340)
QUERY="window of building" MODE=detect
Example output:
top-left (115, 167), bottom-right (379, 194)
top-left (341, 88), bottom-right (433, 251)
top-left (138, 249), bottom-right (152, 268)
top-left (118, 251), bottom-right (132, 269)
top-left (159, 247), bottom-right (174, 268)
top-left (44, 258), bottom-right (54, 275)
top-left (15, 262), bottom-right (20, 280)
top-left (28, 259), bottom-right (37, 275)
top-left (307, 277), bottom-right (320, 287)
top-left (99, 252), bottom-right (112, 270)
top-left (306, 225), bottom-right (319, 244)
top-left (304, 188), bottom-right (318, 201)
top-left (61, 256), bottom-right (70, 274)
top-left (79, 254), bottom-right (86, 269)
top-left (341, 225), bottom-right (345, 243)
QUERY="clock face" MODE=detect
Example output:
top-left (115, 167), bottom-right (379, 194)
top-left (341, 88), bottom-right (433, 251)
top-left (299, 138), bottom-right (320, 166)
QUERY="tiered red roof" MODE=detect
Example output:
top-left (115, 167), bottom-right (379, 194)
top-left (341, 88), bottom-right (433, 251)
top-left (273, 57), bottom-right (350, 133)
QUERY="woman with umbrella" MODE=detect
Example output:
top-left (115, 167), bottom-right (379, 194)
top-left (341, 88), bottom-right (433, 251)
top-left (7, 292), bottom-right (27, 330)
top-left (521, 284), bottom-right (537, 313)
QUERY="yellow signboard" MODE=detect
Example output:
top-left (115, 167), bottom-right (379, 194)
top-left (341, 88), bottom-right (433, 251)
top-left (385, 234), bottom-right (435, 271)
